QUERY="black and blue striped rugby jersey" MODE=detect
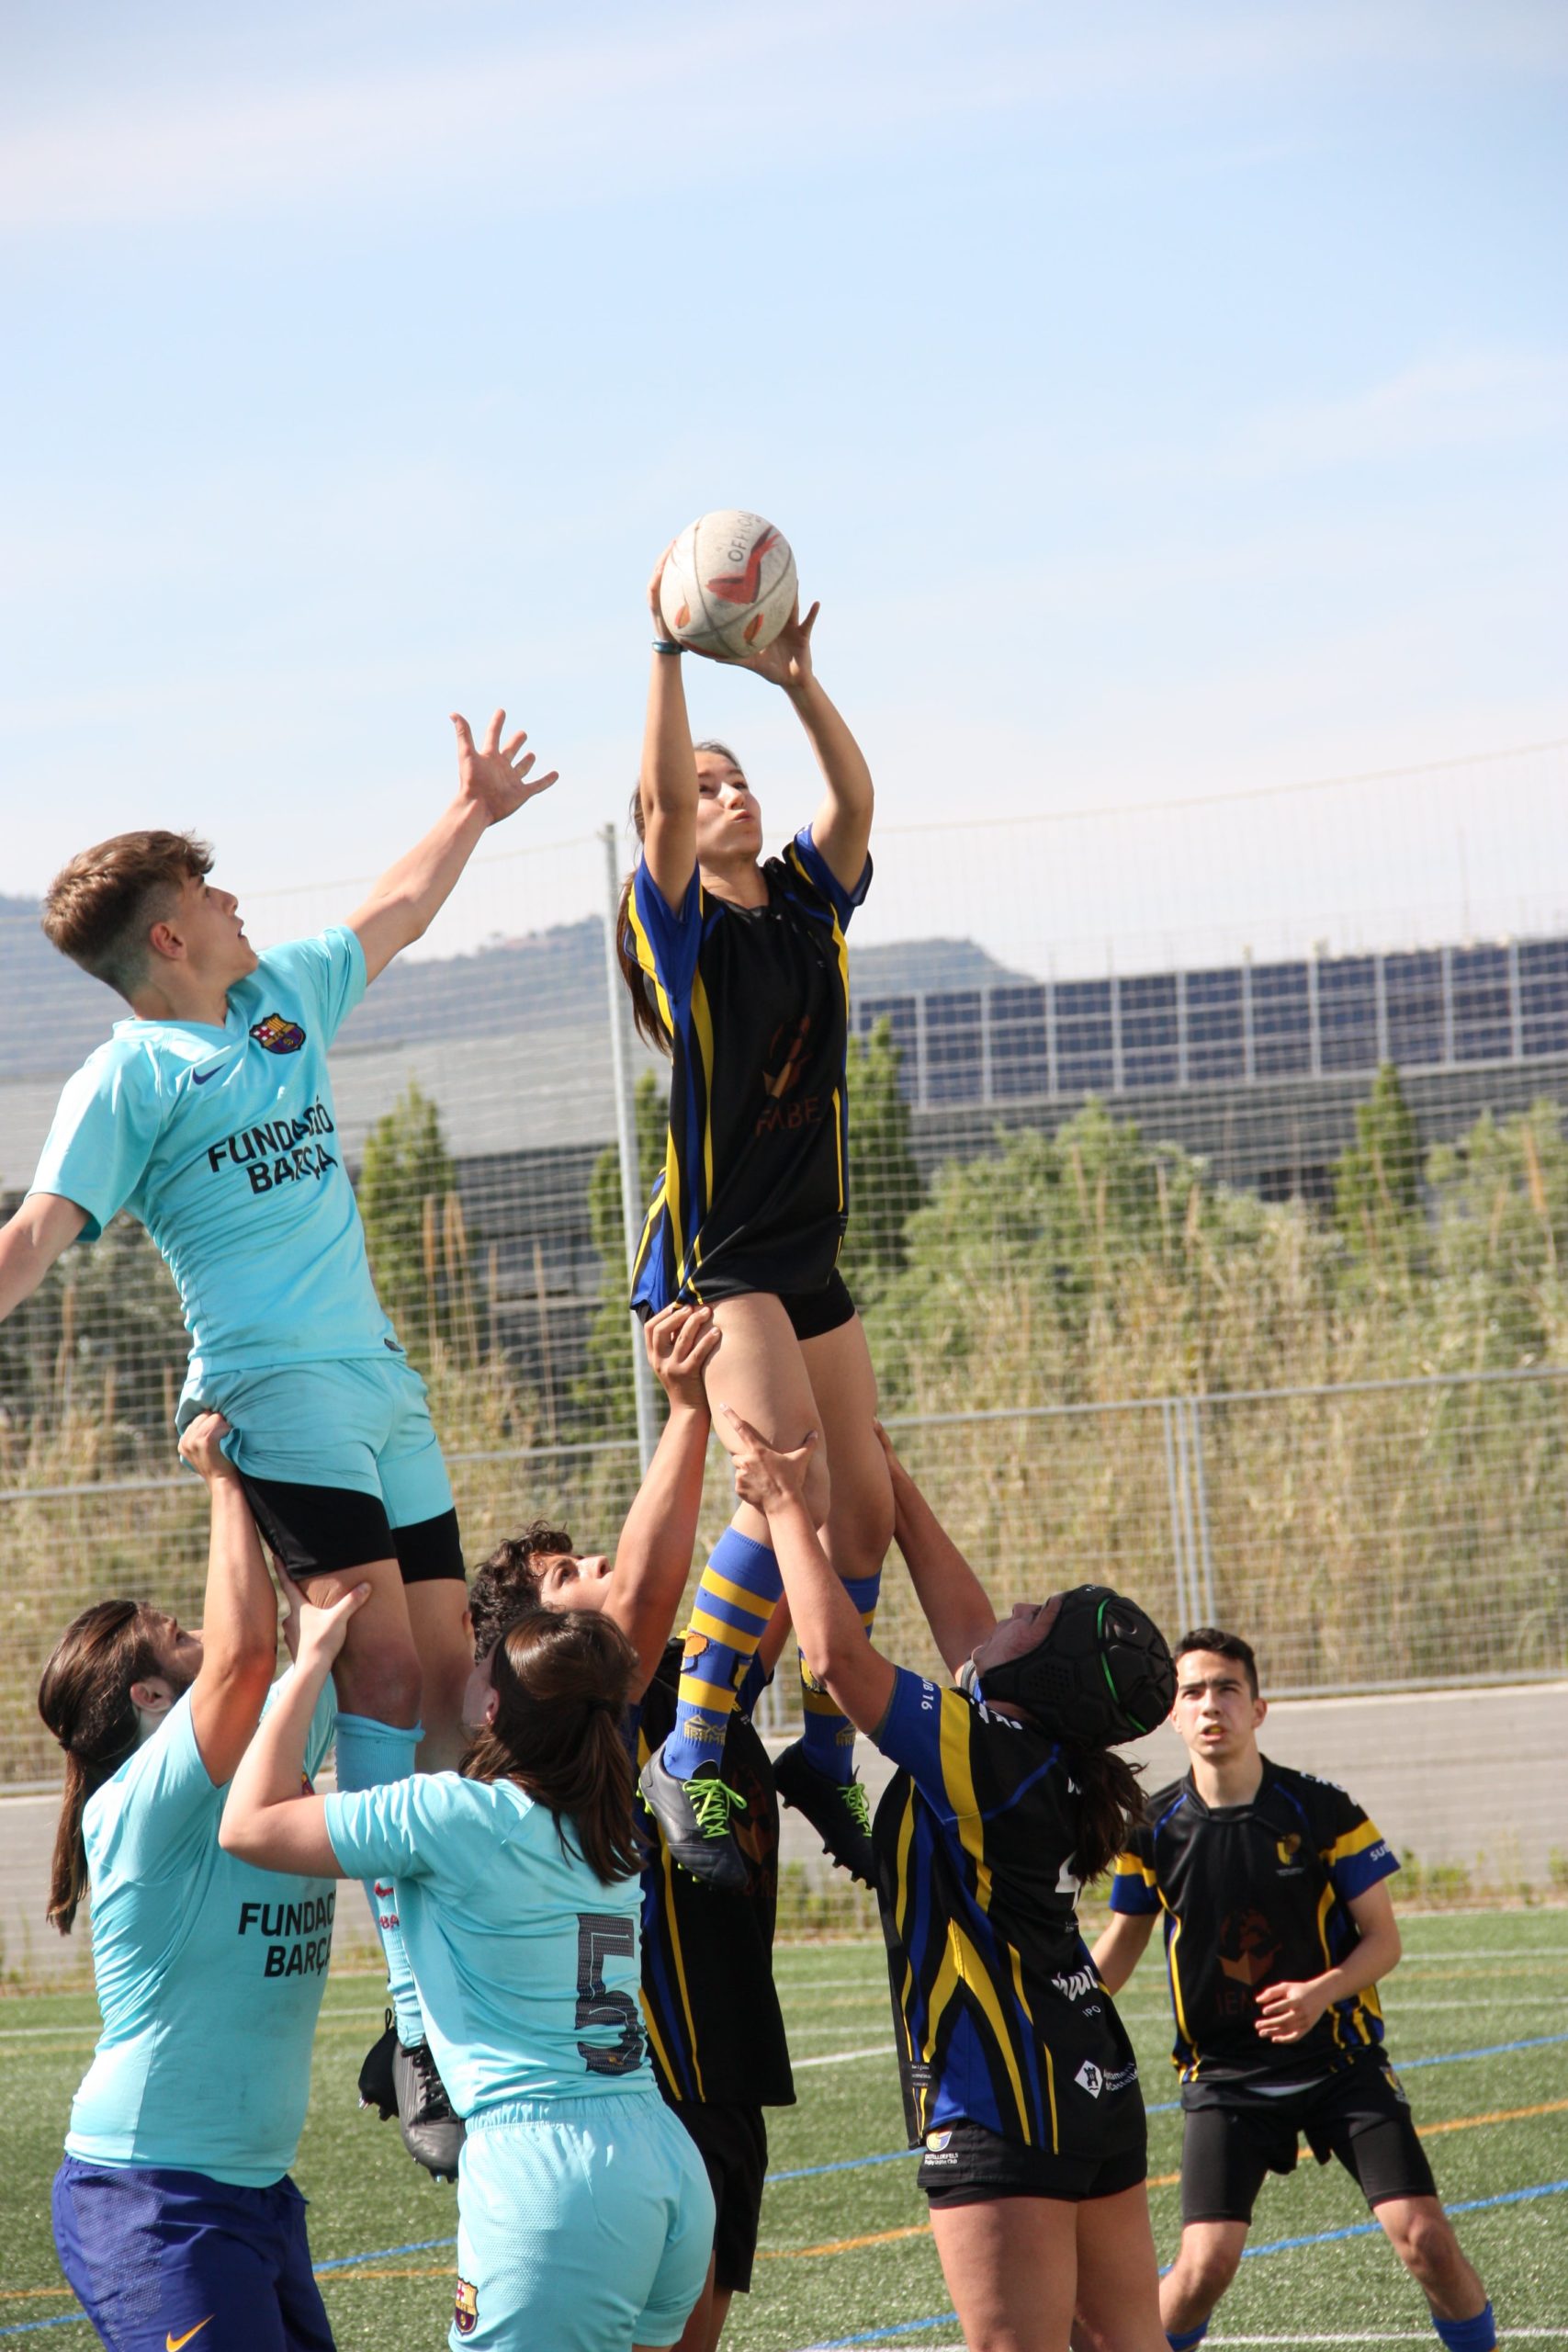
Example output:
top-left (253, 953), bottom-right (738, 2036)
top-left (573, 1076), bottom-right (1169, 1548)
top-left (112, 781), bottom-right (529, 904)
top-left (626, 827), bottom-right (870, 1311)
top-left (871, 1668), bottom-right (1145, 2162)
top-left (633, 1644), bottom-right (795, 2110)
top-left (1110, 1759), bottom-right (1399, 2097)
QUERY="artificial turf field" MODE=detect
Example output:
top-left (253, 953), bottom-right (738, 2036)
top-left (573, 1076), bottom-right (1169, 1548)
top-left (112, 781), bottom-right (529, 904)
top-left (4, 1906), bottom-right (1564, 2348)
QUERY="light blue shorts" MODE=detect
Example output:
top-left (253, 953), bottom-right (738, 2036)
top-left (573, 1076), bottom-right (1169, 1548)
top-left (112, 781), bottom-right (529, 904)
top-left (185, 1351), bottom-right (455, 1531)
top-left (452, 2091), bottom-right (715, 2351)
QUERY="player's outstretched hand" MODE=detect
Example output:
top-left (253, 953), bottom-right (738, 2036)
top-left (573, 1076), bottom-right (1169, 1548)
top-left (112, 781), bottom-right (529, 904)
top-left (1254, 1978), bottom-right (1329, 2042)
top-left (646, 1302), bottom-right (719, 1411)
top-left (721, 1405), bottom-right (819, 1515)
top-left (451, 709), bottom-right (558, 827)
top-left (292, 1580), bottom-right (373, 1676)
top-left (728, 596), bottom-right (820, 690)
top-left (178, 1409), bottom-right (238, 1484)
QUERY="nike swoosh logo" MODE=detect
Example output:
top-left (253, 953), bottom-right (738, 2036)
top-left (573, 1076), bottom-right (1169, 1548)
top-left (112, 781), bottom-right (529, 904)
top-left (167, 2323), bottom-right (213, 2351)
top-left (373, 1883), bottom-right (394, 1897)
top-left (191, 1065), bottom-right (226, 1084)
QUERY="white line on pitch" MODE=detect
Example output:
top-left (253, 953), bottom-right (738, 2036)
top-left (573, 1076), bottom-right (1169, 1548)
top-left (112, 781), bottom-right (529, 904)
top-left (790, 2044), bottom-right (895, 2070)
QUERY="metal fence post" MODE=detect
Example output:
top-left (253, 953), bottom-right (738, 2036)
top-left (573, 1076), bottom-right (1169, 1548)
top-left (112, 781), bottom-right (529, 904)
top-left (1162, 1397), bottom-right (1191, 1630)
top-left (600, 823), bottom-right (659, 1472)
top-left (1187, 1396), bottom-right (1217, 1624)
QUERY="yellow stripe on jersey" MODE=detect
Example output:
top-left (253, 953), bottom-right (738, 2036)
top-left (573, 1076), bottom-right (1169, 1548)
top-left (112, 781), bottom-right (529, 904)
top-left (701, 1574), bottom-right (776, 1623)
top-left (1168, 1909), bottom-right (1196, 2076)
top-left (660, 1838), bottom-right (706, 2105)
top-left (1043, 2040), bottom-right (1059, 2154)
top-left (1009, 1946), bottom-right (1052, 2152)
top-left (691, 972), bottom-right (716, 1221)
top-left (638, 1983), bottom-right (679, 2100)
top-left (625, 888), bottom-right (677, 1041)
top-left (1115, 1852), bottom-right (1158, 1890)
top-left (830, 1083), bottom-right (846, 1216)
top-left (1315, 1882), bottom-right (1346, 2052)
top-left (942, 1917), bottom-right (1032, 2144)
top-left (1321, 1818), bottom-right (1383, 1867)
top-left (937, 1691), bottom-right (995, 1912)
top-left (891, 1786), bottom-right (925, 2131)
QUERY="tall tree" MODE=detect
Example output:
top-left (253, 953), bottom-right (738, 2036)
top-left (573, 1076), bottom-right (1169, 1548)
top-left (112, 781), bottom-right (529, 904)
top-left (357, 1080), bottom-right (476, 1366)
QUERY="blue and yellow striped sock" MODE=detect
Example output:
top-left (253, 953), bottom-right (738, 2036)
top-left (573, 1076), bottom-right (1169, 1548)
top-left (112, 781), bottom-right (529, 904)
top-left (799, 1571), bottom-right (881, 1783)
top-left (662, 1527), bottom-right (783, 1781)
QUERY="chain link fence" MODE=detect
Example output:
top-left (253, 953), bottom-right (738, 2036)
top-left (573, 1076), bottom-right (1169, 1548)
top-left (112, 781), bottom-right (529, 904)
top-left (4, 746), bottom-right (1568, 1892)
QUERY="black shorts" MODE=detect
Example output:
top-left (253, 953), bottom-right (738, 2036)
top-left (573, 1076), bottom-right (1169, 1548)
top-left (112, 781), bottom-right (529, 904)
top-left (669, 2101), bottom-right (768, 2294)
top-left (1179, 2065), bottom-right (1437, 2225)
top-left (636, 1272), bottom-right (856, 1343)
top-left (918, 2119), bottom-right (1148, 2209)
top-left (239, 1477), bottom-right (466, 1588)
top-left (782, 1272), bottom-right (856, 1340)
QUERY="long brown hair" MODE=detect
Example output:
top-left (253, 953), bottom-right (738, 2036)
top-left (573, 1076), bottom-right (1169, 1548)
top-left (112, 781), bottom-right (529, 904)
top-left (1060, 1745), bottom-right (1145, 1884)
top-left (37, 1600), bottom-right (164, 1933)
top-left (615, 741), bottom-right (747, 1055)
top-left (461, 1607), bottom-right (641, 1884)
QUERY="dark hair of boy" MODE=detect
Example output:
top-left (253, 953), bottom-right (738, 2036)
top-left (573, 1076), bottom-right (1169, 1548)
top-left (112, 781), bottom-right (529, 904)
top-left (1173, 1626), bottom-right (1259, 1699)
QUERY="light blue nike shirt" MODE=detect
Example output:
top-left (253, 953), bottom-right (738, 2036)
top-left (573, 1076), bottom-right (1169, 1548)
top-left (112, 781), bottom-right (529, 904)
top-left (325, 1775), bottom-right (653, 2118)
top-left (28, 929), bottom-right (395, 1407)
top-left (67, 1677), bottom-right (338, 2188)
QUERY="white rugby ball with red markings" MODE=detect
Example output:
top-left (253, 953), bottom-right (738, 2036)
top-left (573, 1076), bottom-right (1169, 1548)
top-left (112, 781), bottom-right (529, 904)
top-left (659, 510), bottom-right (797, 662)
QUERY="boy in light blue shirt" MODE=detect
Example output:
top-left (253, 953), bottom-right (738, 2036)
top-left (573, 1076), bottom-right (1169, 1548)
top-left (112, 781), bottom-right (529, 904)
top-left (5, 708), bottom-right (556, 2171)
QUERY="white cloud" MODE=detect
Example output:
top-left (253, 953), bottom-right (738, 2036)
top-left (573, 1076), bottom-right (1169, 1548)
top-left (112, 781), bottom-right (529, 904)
top-left (1229, 352), bottom-right (1568, 477)
top-left (2, 1), bottom-right (1562, 232)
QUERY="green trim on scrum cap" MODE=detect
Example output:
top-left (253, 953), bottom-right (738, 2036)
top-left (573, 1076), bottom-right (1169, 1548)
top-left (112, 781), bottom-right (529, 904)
top-left (1096, 1597), bottom-right (1120, 1705)
top-left (1096, 1593), bottom-right (1152, 1732)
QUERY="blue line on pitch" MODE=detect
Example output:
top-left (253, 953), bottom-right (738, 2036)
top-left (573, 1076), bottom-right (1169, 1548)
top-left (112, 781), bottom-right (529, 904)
top-left (1239, 2175), bottom-right (1568, 2260)
top-left (765, 2028), bottom-right (1568, 2185)
top-left (8, 2042), bottom-right (1565, 2339)
top-left (313, 2231), bottom-right (454, 2272)
top-left (786, 2179), bottom-right (1568, 2349)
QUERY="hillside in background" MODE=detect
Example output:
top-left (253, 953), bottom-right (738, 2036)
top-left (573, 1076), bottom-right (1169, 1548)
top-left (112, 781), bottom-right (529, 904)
top-left (0, 895), bottom-right (1025, 1078)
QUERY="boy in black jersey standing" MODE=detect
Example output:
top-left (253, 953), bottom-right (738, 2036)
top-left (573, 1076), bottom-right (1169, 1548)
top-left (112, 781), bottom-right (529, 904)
top-left (1092, 1627), bottom-right (1495, 2352)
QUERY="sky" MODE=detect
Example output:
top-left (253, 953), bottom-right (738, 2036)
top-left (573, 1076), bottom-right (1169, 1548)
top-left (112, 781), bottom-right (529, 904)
top-left (3, 0), bottom-right (1565, 972)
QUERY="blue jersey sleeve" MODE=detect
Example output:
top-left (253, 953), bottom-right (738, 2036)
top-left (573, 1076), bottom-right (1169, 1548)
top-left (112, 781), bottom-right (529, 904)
top-left (871, 1667), bottom-right (973, 1822)
top-left (1320, 1788), bottom-right (1399, 1902)
top-left (261, 927), bottom-right (367, 1046)
top-left (28, 1043), bottom-right (164, 1243)
top-left (628, 860), bottom-right (703, 1013)
top-left (87, 1696), bottom-right (218, 1883)
top-left (788, 826), bottom-right (872, 931)
top-left (1108, 1847), bottom-right (1160, 1916)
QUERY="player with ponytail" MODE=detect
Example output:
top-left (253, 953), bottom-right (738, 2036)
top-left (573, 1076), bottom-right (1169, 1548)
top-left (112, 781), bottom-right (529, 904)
top-left (221, 1544), bottom-right (714, 2352)
top-left (39, 1412), bottom-right (341, 2352)
top-left (721, 1410), bottom-right (1176, 2352)
top-left (616, 547), bottom-right (894, 1888)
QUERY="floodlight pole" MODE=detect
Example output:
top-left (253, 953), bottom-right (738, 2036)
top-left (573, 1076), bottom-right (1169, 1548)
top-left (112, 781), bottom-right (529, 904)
top-left (601, 822), bottom-right (659, 1471)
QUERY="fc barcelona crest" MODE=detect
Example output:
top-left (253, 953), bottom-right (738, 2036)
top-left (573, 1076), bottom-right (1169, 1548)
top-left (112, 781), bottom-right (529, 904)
top-left (250, 1013), bottom-right (307, 1054)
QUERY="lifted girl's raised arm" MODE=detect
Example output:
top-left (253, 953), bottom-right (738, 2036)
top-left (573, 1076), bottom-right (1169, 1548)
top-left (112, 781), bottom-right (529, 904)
top-left (638, 552), bottom-right (702, 908)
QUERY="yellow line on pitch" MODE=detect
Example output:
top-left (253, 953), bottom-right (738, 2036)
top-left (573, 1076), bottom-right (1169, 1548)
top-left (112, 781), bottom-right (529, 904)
top-left (1418, 2095), bottom-right (1568, 2138)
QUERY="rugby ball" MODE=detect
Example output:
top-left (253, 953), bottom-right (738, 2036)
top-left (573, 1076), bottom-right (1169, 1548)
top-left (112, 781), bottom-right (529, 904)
top-left (659, 510), bottom-right (797, 662)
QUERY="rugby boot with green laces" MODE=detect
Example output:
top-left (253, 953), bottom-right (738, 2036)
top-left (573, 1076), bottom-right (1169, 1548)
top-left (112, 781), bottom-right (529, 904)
top-left (773, 1740), bottom-right (877, 1886)
top-left (639, 1747), bottom-right (750, 1892)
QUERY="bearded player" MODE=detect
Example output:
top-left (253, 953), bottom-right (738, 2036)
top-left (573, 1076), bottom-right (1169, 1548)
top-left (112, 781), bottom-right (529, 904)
top-left (0, 709), bottom-right (555, 2172)
top-left (1091, 1627), bottom-right (1496, 2352)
